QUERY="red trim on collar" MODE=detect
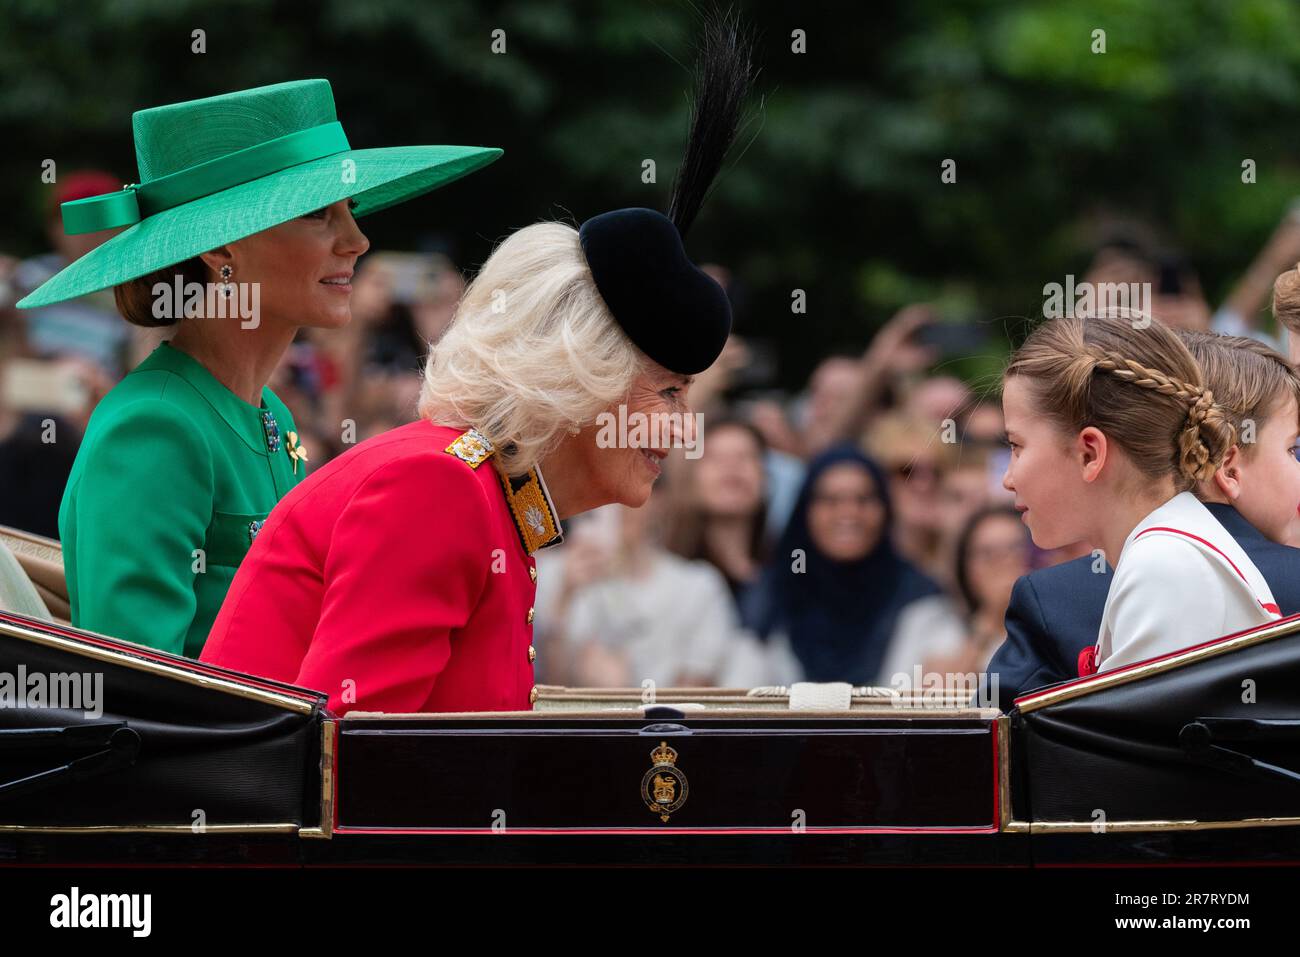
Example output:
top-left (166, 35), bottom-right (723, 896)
top-left (1135, 525), bottom-right (1248, 583)
top-left (1134, 525), bottom-right (1279, 616)
top-left (1073, 523), bottom-right (1281, 679)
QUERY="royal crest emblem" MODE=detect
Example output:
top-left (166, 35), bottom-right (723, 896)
top-left (641, 740), bottom-right (689, 822)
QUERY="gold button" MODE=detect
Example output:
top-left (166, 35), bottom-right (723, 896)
top-left (526, 607), bottom-right (535, 625)
top-left (529, 565), bottom-right (538, 583)
top-left (529, 685), bottom-right (539, 705)
top-left (528, 645), bottom-right (536, 663)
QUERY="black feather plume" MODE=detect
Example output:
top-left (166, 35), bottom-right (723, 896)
top-left (667, 6), bottom-right (757, 238)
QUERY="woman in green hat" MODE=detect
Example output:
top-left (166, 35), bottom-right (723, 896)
top-left (17, 79), bottom-right (502, 658)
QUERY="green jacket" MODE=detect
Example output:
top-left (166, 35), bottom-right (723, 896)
top-left (59, 342), bottom-right (304, 657)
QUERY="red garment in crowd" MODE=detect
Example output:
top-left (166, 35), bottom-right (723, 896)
top-left (201, 420), bottom-right (561, 715)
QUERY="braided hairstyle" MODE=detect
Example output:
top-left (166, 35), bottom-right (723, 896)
top-left (1005, 315), bottom-right (1235, 490)
top-left (1179, 330), bottom-right (1300, 459)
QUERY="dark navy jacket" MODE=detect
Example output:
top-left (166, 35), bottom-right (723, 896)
top-left (985, 503), bottom-right (1300, 709)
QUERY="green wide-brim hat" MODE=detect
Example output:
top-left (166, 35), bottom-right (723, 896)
top-left (18, 78), bottom-right (502, 308)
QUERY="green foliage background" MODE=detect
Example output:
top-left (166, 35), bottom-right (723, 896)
top-left (3, 0), bottom-right (1299, 386)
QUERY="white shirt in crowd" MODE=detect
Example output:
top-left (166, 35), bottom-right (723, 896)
top-left (536, 548), bottom-right (774, 688)
top-left (1096, 491), bottom-right (1280, 673)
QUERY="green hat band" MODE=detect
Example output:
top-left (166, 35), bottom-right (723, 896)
top-left (61, 120), bottom-right (350, 235)
top-left (17, 79), bottom-right (503, 310)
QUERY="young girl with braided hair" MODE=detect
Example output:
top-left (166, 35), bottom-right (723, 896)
top-left (1001, 315), bottom-right (1281, 676)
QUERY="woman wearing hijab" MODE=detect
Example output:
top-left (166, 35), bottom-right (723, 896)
top-left (17, 79), bottom-right (501, 657)
top-left (745, 444), bottom-right (966, 687)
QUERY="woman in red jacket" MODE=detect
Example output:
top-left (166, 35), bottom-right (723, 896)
top-left (200, 15), bottom-right (756, 714)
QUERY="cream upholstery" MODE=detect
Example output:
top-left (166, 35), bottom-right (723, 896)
top-left (0, 525), bottom-right (66, 622)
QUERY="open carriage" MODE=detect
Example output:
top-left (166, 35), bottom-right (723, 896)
top-left (0, 527), bottom-right (1298, 867)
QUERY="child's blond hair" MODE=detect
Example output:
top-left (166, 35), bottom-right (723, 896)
top-left (1178, 331), bottom-right (1300, 460)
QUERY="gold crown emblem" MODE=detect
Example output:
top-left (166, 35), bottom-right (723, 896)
top-left (650, 741), bottom-right (677, 767)
top-left (641, 740), bottom-right (688, 822)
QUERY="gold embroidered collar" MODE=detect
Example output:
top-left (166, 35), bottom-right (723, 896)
top-left (496, 465), bottom-right (564, 554)
top-left (445, 427), bottom-right (564, 555)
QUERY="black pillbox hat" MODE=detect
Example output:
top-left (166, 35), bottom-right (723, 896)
top-left (579, 207), bottom-right (731, 376)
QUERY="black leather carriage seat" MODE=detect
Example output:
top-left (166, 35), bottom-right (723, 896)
top-left (1011, 614), bottom-right (1300, 826)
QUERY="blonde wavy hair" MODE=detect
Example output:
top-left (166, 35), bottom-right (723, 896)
top-left (418, 222), bottom-right (645, 475)
top-left (1005, 315), bottom-right (1235, 490)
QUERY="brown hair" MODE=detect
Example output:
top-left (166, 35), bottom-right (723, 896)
top-left (112, 257), bottom-right (209, 328)
top-left (664, 417), bottom-right (770, 570)
top-left (1272, 264), bottom-right (1300, 336)
top-left (1004, 315), bottom-right (1235, 490)
top-left (1178, 330), bottom-right (1300, 459)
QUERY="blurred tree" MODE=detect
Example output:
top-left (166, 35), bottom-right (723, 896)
top-left (2, 0), bottom-right (1299, 387)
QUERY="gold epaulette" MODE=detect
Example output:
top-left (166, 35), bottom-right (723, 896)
top-left (444, 428), bottom-right (495, 469)
top-left (444, 427), bottom-right (563, 553)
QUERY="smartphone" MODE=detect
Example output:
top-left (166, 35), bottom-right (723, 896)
top-left (1156, 259), bottom-right (1184, 297)
top-left (728, 338), bottom-right (778, 391)
top-left (360, 251), bottom-right (435, 305)
top-left (911, 319), bottom-right (989, 356)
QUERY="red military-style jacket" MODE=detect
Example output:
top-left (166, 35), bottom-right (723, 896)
top-left (200, 420), bottom-right (562, 715)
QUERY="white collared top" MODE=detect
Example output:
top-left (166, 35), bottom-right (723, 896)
top-left (1095, 491), bottom-right (1281, 673)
